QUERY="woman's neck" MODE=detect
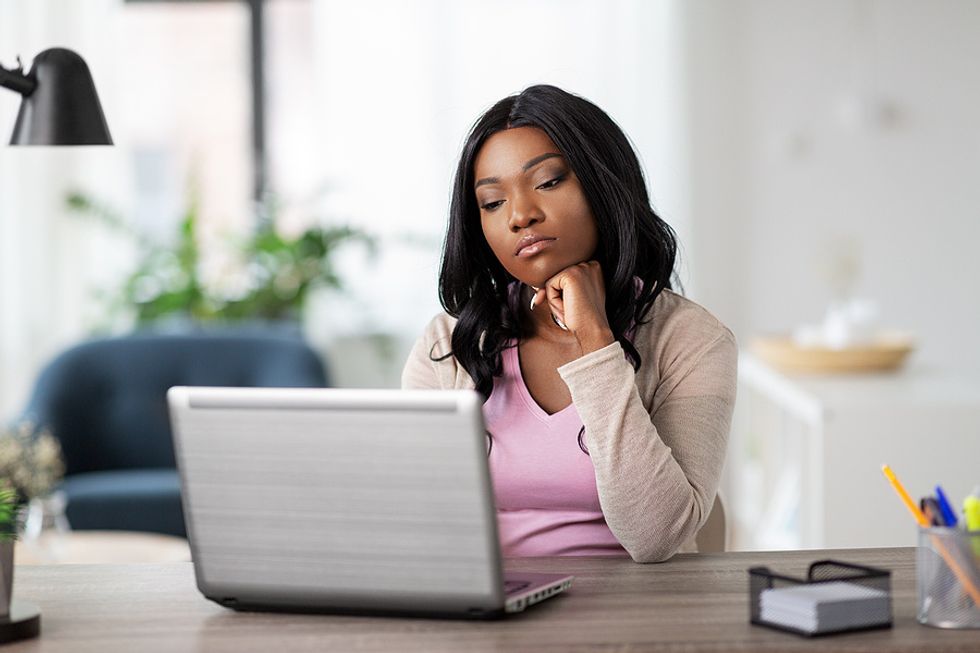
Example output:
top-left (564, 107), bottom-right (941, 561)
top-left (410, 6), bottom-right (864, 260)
top-left (520, 283), bottom-right (580, 345)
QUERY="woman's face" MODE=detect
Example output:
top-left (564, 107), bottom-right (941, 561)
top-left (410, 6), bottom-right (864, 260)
top-left (473, 126), bottom-right (598, 288)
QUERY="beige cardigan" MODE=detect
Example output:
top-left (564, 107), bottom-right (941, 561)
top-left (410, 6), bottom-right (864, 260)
top-left (401, 289), bottom-right (737, 562)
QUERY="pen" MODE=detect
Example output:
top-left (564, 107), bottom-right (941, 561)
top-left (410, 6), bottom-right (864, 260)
top-left (965, 487), bottom-right (980, 557)
top-left (881, 465), bottom-right (928, 526)
top-left (965, 487), bottom-right (980, 532)
top-left (881, 464), bottom-right (980, 606)
top-left (919, 497), bottom-right (945, 527)
top-left (934, 485), bottom-right (958, 528)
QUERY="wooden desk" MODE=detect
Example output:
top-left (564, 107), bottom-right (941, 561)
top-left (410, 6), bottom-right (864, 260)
top-left (15, 531), bottom-right (190, 565)
top-left (5, 547), bottom-right (977, 652)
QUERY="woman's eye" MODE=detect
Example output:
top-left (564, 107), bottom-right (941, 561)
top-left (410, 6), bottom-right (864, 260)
top-left (481, 200), bottom-right (504, 212)
top-left (537, 175), bottom-right (565, 190)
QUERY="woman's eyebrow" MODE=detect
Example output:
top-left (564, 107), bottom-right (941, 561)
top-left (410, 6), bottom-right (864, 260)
top-left (521, 152), bottom-right (563, 171)
top-left (474, 152), bottom-right (564, 189)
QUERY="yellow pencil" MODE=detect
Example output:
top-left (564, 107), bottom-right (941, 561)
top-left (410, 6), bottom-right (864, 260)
top-left (881, 464), bottom-right (980, 606)
top-left (881, 464), bottom-right (929, 527)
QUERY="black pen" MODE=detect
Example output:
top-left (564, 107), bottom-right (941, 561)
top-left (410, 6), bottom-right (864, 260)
top-left (920, 497), bottom-right (946, 527)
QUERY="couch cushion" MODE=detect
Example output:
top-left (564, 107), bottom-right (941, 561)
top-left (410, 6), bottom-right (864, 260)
top-left (60, 468), bottom-right (185, 537)
top-left (24, 332), bottom-right (328, 475)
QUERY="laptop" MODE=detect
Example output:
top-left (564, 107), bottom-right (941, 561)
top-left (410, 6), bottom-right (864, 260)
top-left (167, 386), bottom-right (574, 619)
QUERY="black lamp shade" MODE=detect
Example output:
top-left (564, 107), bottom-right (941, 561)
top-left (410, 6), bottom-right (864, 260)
top-left (10, 48), bottom-right (112, 146)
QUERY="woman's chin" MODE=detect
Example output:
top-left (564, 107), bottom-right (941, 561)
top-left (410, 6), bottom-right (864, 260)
top-left (517, 274), bottom-right (550, 289)
top-left (509, 257), bottom-right (579, 289)
top-left (518, 265), bottom-right (571, 289)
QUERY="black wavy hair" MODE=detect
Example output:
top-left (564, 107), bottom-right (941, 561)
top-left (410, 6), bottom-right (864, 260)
top-left (437, 84), bottom-right (679, 400)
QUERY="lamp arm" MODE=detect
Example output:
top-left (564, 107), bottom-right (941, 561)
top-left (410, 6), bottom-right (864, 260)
top-left (0, 59), bottom-right (37, 97)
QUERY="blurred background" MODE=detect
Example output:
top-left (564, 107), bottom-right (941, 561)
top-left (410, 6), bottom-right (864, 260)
top-left (1, 0), bottom-right (979, 554)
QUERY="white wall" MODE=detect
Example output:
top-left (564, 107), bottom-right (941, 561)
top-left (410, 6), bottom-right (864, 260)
top-left (0, 0), bottom-right (132, 421)
top-left (680, 0), bottom-right (980, 550)
top-left (305, 0), bottom-right (690, 385)
top-left (5, 0), bottom-right (979, 417)
top-left (682, 0), bottom-right (980, 374)
top-left (0, 0), bottom-right (690, 412)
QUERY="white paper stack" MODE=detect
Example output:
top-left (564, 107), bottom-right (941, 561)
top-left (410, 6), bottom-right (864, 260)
top-left (760, 581), bottom-right (890, 634)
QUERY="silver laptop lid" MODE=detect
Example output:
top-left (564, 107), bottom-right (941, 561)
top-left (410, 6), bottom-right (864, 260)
top-left (168, 387), bottom-right (506, 614)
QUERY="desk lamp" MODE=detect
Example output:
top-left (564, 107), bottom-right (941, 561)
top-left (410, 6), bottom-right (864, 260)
top-left (0, 44), bottom-right (111, 647)
top-left (0, 47), bottom-right (112, 145)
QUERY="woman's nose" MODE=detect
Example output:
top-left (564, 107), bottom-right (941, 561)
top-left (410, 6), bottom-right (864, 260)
top-left (508, 193), bottom-right (543, 231)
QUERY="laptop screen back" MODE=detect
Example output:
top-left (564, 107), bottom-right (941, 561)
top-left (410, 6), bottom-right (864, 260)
top-left (168, 387), bottom-right (505, 613)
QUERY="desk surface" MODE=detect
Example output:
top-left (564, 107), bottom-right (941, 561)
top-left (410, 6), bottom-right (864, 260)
top-left (7, 547), bottom-right (977, 652)
top-left (15, 531), bottom-right (191, 565)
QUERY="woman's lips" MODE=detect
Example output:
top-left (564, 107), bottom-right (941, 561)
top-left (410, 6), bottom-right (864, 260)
top-left (515, 238), bottom-right (556, 258)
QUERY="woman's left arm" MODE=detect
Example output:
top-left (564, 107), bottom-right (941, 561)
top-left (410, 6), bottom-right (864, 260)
top-left (557, 329), bottom-right (738, 563)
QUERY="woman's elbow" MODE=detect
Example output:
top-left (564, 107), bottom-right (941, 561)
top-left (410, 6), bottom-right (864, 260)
top-left (625, 541), bottom-right (680, 564)
top-left (619, 507), bottom-right (703, 563)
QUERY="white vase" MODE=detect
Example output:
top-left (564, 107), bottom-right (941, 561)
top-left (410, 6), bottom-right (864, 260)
top-left (0, 540), bottom-right (13, 618)
top-left (22, 491), bottom-right (70, 542)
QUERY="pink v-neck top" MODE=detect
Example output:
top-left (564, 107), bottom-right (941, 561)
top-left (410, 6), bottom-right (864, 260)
top-left (402, 286), bottom-right (738, 562)
top-left (483, 342), bottom-right (628, 556)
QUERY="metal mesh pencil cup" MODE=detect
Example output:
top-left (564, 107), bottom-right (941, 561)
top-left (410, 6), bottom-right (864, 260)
top-left (917, 526), bottom-right (980, 628)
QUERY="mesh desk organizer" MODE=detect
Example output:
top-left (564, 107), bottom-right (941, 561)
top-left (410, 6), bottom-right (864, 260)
top-left (749, 560), bottom-right (893, 637)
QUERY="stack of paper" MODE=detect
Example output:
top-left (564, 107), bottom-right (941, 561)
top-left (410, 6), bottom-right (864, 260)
top-left (760, 581), bottom-right (890, 634)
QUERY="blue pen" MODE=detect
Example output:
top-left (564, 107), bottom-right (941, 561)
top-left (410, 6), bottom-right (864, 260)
top-left (934, 485), bottom-right (958, 527)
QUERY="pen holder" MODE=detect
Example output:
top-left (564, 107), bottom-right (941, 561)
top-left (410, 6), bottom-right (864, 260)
top-left (748, 560), bottom-right (892, 637)
top-left (917, 526), bottom-right (980, 629)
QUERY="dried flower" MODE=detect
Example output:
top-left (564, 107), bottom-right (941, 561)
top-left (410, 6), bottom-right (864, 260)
top-left (0, 422), bottom-right (65, 505)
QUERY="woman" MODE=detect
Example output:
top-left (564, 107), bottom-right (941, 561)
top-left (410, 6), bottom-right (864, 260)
top-left (402, 85), bottom-right (737, 563)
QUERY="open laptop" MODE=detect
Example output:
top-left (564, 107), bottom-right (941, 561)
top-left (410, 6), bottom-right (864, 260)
top-left (167, 386), bottom-right (573, 619)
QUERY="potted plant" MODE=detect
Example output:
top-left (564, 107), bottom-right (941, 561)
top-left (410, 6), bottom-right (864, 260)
top-left (65, 190), bottom-right (376, 330)
top-left (0, 422), bottom-right (66, 542)
top-left (0, 421), bottom-right (66, 619)
top-left (0, 476), bottom-right (43, 640)
top-left (0, 485), bottom-right (17, 618)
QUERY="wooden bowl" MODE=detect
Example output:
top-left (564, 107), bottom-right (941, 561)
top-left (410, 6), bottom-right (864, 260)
top-left (751, 332), bottom-right (915, 373)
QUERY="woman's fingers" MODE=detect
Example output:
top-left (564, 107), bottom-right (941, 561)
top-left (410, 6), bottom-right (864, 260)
top-left (545, 280), bottom-right (565, 326)
top-left (529, 284), bottom-right (564, 327)
top-left (529, 286), bottom-right (547, 312)
top-left (545, 261), bottom-right (608, 333)
top-left (529, 262), bottom-right (606, 334)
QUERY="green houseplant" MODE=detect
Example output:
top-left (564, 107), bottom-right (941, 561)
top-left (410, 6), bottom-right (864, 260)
top-left (65, 191), bottom-right (375, 328)
top-left (0, 420), bottom-right (67, 587)
top-left (0, 479), bottom-right (43, 633)
top-left (0, 485), bottom-right (20, 617)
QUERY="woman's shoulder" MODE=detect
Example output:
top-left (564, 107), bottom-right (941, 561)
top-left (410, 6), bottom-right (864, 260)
top-left (638, 288), bottom-right (737, 363)
top-left (405, 312), bottom-right (476, 391)
top-left (419, 311), bottom-right (458, 357)
top-left (630, 289), bottom-right (737, 407)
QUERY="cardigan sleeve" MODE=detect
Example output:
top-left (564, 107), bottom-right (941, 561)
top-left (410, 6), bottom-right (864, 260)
top-left (557, 329), bottom-right (737, 563)
top-left (400, 313), bottom-right (462, 390)
top-left (401, 331), bottom-right (443, 390)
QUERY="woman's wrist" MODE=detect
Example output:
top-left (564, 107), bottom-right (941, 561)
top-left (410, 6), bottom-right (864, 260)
top-left (575, 327), bottom-right (615, 355)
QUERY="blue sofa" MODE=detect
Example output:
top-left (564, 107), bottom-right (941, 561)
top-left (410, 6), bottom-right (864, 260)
top-left (21, 332), bottom-right (328, 537)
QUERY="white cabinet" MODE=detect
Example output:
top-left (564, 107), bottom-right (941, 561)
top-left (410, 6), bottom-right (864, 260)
top-left (723, 353), bottom-right (980, 550)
